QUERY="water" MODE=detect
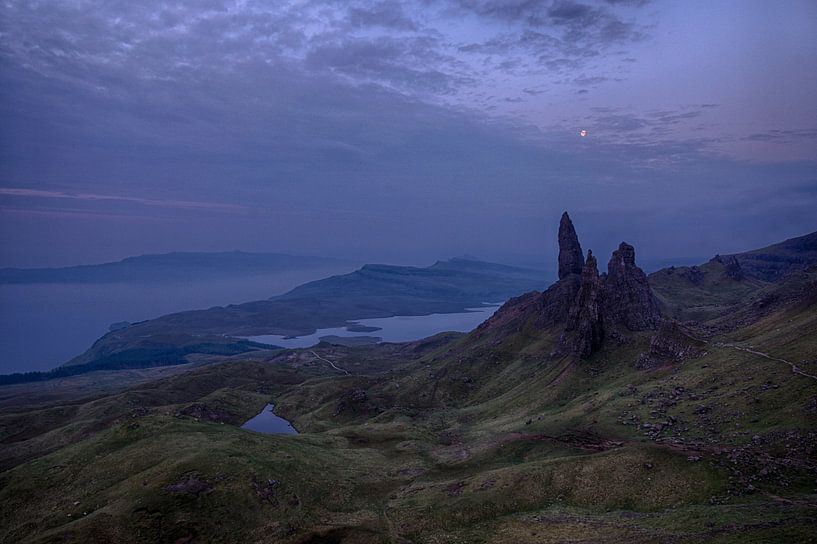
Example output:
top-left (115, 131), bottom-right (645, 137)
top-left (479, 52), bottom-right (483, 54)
top-left (245, 304), bottom-right (501, 349)
top-left (241, 403), bottom-right (298, 434)
top-left (0, 266), bottom-right (354, 374)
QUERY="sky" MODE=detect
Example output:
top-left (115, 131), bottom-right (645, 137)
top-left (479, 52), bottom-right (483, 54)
top-left (1, 0), bottom-right (816, 269)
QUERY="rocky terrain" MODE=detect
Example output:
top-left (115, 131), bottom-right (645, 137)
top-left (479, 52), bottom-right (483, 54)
top-left (1, 214), bottom-right (815, 543)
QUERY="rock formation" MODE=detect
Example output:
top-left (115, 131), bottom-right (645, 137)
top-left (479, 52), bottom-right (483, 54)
top-left (636, 320), bottom-right (706, 369)
top-left (556, 232), bottom-right (660, 358)
top-left (561, 251), bottom-right (605, 358)
top-left (712, 254), bottom-right (744, 281)
top-left (602, 242), bottom-right (662, 332)
top-left (558, 212), bottom-right (584, 279)
top-left (479, 213), bottom-right (662, 360)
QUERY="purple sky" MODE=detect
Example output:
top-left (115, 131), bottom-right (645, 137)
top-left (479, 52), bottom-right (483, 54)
top-left (1, 0), bottom-right (816, 268)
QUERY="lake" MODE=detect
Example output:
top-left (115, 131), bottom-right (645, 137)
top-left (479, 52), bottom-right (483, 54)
top-left (0, 265), bottom-right (355, 374)
top-left (241, 403), bottom-right (298, 435)
top-left (244, 304), bottom-right (501, 349)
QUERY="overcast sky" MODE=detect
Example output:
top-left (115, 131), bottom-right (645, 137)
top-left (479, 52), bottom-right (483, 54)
top-left (1, 0), bottom-right (815, 268)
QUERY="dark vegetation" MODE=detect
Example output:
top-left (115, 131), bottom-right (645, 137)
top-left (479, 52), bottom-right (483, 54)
top-left (0, 340), bottom-right (276, 386)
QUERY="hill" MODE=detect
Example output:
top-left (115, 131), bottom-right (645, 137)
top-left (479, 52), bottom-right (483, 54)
top-left (0, 258), bottom-right (546, 383)
top-left (1, 213), bottom-right (815, 542)
top-left (0, 251), bottom-right (348, 284)
top-left (724, 230), bottom-right (817, 281)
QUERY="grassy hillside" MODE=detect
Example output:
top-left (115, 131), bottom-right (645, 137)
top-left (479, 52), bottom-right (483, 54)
top-left (725, 230), bottom-right (817, 281)
top-left (2, 268), bottom-right (815, 542)
top-left (648, 259), bottom-right (766, 321)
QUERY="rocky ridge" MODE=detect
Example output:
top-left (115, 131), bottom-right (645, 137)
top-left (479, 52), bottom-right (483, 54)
top-left (555, 213), bottom-right (661, 358)
top-left (479, 212), bottom-right (662, 359)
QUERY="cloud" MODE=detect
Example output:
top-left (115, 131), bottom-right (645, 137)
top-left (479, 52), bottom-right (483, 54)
top-left (741, 129), bottom-right (817, 144)
top-left (450, 0), bottom-right (647, 92)
top-left (0, 188), bottom-right (249, 212)
top-left (347, 2), bottom-right (419, 30)
top-left (0, 0), bottom-right (814, 267)
top-left (578, 106), bottom-right (722, 144)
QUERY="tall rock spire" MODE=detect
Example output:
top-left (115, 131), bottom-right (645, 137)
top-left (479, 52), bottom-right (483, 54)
top-left (558, 212), bottom-right (584, 279)
top-left (602, 242), bottom-right (661, 331)
top-left (560, 250), bottom-right (605, 358)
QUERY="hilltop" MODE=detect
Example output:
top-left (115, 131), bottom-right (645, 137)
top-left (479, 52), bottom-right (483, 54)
top-left (0, 251), bottom-right (350, 284)
top-left (724, 230), bottom-right (817, 281)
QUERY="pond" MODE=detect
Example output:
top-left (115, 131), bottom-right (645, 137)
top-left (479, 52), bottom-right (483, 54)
top-left (240, 403), bottom-right (298, 435)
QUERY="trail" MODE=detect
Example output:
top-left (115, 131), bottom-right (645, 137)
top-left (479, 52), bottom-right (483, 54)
top-left (717, 342), bottom-right (817, 382)
top-left (382, 508), bottom-right (402, 544)
top-left (310, 350), bottom-right (350, 375)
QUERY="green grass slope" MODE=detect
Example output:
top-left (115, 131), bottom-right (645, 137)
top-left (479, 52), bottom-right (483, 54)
top-left (2, 266), bottom-right (815, 542)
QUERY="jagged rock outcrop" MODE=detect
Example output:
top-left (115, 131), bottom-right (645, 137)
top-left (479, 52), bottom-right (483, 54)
top-left (712, 254), bottom-right (744, 281)
top-left (558, 212), bottom-right (584, 279)
top-left (602, 242), bottom-right (662, 332)
top-left (477, 213), bottom-right (661, 360)
top-left (557, 239), bottom-right (660, 358)
top-left (636, 320), bottom-right (707, 368)
top-left (560, 251), bottom-right (604, 358)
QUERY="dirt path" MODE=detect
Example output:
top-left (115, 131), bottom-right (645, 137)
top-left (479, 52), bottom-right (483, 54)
top-left (382, 508), bottom-right (402, 544)
top-left (310, 350), bottom-right (350, 375)
top-left (717, 342), bottom-right (817, 382)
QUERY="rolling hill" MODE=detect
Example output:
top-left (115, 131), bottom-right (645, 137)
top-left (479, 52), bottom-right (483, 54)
top-left (1, 214), bottom-right (815, 543)
top-left (0, 257), bottom-right (547, 384)
top-left (0, 251), bottom-right (349, 284)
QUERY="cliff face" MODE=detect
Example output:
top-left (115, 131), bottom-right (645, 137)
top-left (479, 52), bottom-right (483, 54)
top-left (561, 251), bottom-right (604, 358)
top-left (553, 216), bottom-right (661, 358)
top-left (476, 212), bottom-right (662, 359)
top-left (558, 211), bottom-right (584, 280)
top-left (602, 242), bottom-right (662, 332)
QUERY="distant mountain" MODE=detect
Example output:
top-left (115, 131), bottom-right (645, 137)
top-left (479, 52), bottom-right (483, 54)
top-left (0, 251), bottom-right (349, 284)
top-left (724, 230), bottom-right (817, 281)
top-left (276, 257), bottom-right (543, 305)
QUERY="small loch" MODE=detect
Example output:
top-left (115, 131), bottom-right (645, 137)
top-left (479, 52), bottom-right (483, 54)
top-left (244, 304), bottom-right (502, 349)
top-left (241, 403), bottom-right (298, 435)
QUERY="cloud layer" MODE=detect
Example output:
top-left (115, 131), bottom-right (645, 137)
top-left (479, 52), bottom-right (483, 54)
top-left (0, 0), bottom-right (815, 267)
